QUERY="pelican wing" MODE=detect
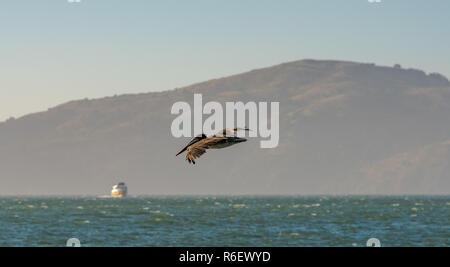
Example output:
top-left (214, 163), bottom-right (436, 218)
top-left (175, 135), bottom-right (206, 156)
top-left (185, 137), bottom-right (226, 164)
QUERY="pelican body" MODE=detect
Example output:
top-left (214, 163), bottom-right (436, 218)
top-left (176, 128), bottom-right (249, 164)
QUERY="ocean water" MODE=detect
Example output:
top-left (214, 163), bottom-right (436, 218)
top-left (0, 196), bottom-right (448, 247)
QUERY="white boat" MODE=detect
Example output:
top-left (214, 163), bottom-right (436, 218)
top-left (111, 182), bottom-right (128, 197)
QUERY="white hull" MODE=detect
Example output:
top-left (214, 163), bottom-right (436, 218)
top-left (111, 183), bottom-right (128, 197)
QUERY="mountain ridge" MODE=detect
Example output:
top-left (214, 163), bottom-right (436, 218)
top-left (3, 59), bottom-right (448, 124)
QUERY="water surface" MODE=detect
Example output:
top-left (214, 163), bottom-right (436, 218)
top-left (0, 196), bottom-right (448, 247)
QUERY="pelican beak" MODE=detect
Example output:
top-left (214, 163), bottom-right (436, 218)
top-left (234, 127), bottom-right (250, 132)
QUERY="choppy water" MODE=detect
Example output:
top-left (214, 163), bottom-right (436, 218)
top-left (0, 196), bottom-right (448, 247)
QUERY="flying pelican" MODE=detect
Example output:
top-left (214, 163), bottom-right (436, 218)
top-left (176, 128), bottom-right (249, 164)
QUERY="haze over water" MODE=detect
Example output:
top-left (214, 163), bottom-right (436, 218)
top-left (0, 196), bottom-right (448, 247)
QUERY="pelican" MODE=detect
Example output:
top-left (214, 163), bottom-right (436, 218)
top-left (176, 128), bottom-right (249, 164)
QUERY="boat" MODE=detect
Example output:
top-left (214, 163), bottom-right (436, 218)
top-left (111, 182), bottom-right (128, 197)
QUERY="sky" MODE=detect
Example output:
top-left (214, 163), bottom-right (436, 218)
top-left (0, 0), bottom-right (449, 121)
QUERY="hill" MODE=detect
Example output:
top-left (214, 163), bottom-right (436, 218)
top-left (1, 59), bottom-right (449, 195)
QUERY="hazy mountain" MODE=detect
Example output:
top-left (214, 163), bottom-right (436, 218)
top-left (358, 140), bottom-right (450, 194)
top-left (1, 59), bottom-right (450, 195)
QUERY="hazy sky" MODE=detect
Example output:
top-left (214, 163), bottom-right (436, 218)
top-left (1, 0), bottom-right (449, 121)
